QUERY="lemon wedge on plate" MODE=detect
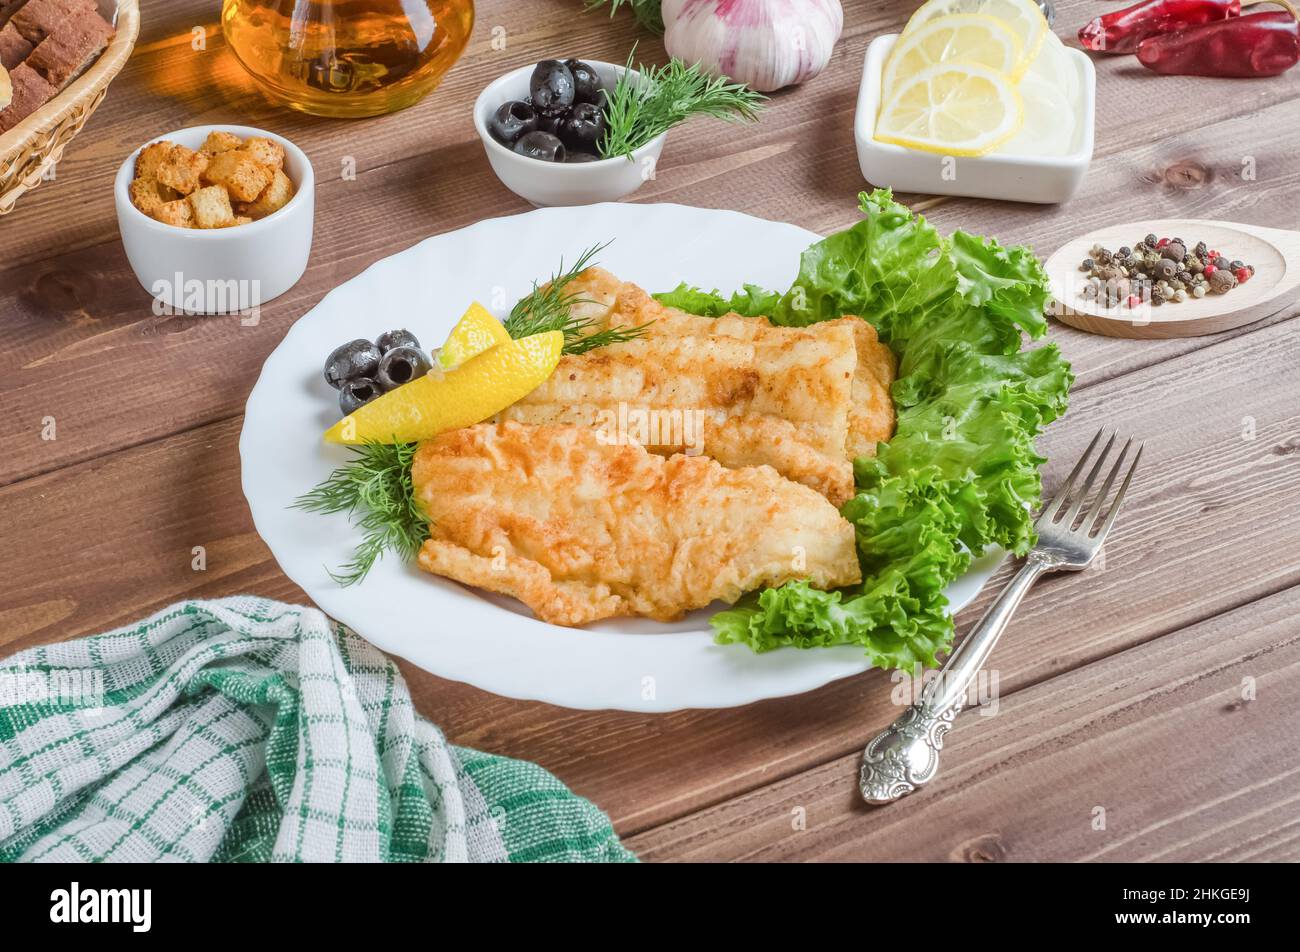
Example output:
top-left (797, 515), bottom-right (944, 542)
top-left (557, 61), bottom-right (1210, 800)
top-left (901, 0), bottom-right (1048, 73)
top-left (325, 330), bottom-right (563, 444)
top-left (876, 62), bottom-right (1023, 156)
top-left (882, 13), bottom-right (1025, 96)
top-left (437, 301), bottom-right (512, 369)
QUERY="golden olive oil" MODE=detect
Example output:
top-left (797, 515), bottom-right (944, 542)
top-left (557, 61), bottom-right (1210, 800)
top-left (221, 0), bottom-right (474, 118)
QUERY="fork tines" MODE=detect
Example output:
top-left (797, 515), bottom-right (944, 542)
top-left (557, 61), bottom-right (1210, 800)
top-left (1038, 428), bottom-right (1143, 541)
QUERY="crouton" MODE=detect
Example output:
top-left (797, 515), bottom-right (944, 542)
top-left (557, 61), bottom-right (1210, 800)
top-left (201, 149), bottom-right (273, 202)
top-left (233, 215), bottom-right (253, 226)
top-left (154, 144), bottom-right (208, 196)
top-left (134, 140), bottom-right (174, 181)
top-left (152, 198), bottom-right (196, 228)
top-left (239, 168), bottom-right (295, 219)
top-left (199, 130), bottom-right (243, 155)
top-left (188, 184), bottom-right (235, 229)
top-left (129, 177), bottom-right (180, 216)
top-left (241, 136), bottom-right (285, 170)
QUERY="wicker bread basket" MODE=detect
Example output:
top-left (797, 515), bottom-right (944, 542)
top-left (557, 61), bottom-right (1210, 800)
top-left (0, 0), bottom-right (140, 215)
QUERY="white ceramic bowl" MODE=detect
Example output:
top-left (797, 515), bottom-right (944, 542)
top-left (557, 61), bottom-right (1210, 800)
top-left (855, 35), bottom-right (1096, 204)
top-left (473, 61), bottom-right (666, 207)
top-left (114, 124), bottom-right (315, 314)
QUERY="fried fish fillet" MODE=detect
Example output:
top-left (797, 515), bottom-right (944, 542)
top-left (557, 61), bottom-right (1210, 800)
top-left (412, 422), bottom-right (862, 627)
top-left (825, 315), bottom-right (898, 460)
top-left (499, 268), bottom-right (896, 505)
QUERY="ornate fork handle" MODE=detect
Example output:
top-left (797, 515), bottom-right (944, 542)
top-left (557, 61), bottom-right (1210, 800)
top-left (859, 554), bottom-right (1050, 805)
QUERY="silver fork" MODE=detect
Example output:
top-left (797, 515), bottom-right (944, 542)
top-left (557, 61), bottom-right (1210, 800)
top-left (859, 428), bottom-right (1142, 806)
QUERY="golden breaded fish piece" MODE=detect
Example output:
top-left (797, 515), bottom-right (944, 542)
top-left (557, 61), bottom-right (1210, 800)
top-left (822, 316), bottom-right (898, 460)
top-left (502, 269), bottom-right (861, 505)
top-left (412, 423), bottom-right (862, 627)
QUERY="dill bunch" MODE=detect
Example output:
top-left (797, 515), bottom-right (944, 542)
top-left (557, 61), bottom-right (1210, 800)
top-left (505, 242), bottom-right (651, 355)
top-left (292, 441), bottom-right (427, 586)
top-left (600, 56), bottom-right (765, 159)
top-left (584, 0), bottom-right (665, 34)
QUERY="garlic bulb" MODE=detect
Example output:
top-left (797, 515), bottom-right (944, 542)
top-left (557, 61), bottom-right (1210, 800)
top-left (661, 0), bottom-right (844, 92)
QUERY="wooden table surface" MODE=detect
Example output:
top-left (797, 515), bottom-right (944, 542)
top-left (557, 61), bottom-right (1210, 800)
top-left (3, 0), bottom-right (1299, 862)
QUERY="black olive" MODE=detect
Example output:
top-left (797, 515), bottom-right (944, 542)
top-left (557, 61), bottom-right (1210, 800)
top-left (488, 100), bottom-right (538, 147)
top-left (375, 345), bottom-right (432, 391)
top-left (535, 111), bottom-right (564, 135)
top-left (529, 59), bottom-right (575, 115)
top-left (513, 131), bottom-right (567, 162)
top-left (564, 59), bottom-right (605, 105)
top-left (565, 151), bottom-right (602, 163)
top-left (340, 377), bottom-right (381, 415)
top-left (558, 101), bottom-right (607, 155)
top-left (375, 328), bottom-right (421, 354)
top-left (324, 338), bottom-right (381, 390)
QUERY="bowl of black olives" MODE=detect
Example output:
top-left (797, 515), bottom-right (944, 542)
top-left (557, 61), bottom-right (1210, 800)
top-left (473, 59), bottom-right (666, 207)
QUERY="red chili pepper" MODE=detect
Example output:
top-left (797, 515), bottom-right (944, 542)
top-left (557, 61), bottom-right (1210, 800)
top-left (1079, 0), bottom-right (1239, 53)
top-left (1137, 9), bottom-right (1300, 76)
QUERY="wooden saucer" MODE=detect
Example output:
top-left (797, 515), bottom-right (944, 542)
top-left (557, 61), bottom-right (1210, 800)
top-left (1044, 219), bottom-right (1300, 339)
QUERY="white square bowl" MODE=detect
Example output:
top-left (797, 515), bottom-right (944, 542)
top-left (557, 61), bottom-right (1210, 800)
top-left (855, 34), bottom-right (1096, 204)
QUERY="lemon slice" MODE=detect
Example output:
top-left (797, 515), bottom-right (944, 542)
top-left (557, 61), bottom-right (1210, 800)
top-left (901, 0), bottom-right (1049, 73)
top-left (876, 61), bottom-right (1023, 156)
top-left (437, 301), bottom-right (512, 369)
top-left (882, 14), bottom-right (1025, 97)
top-left (1025, 29), bottom-right (1077, 105)
top-left (1001, 71), bottom-right (1073, 156)
top-left (325, 330), bottom-right (563, 444)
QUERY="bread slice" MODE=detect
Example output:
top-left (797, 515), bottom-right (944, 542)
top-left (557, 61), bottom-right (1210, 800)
top-left (11, 0), bottom-right (99, 45)
top-left (0, 23), bottom-right (32, 71)
top-left (0, 62), bottom-right (55, 132)
top-left (26, 15), bottom-right (114, 89)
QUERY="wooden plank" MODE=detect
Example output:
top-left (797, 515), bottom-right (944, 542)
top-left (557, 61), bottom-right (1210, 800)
top-left (2, 312), bottom-right (1297, 835)
top-left (625, 584), bottom-right (1300, 861)
top-left (3, 94), bottom-right (1299, 487)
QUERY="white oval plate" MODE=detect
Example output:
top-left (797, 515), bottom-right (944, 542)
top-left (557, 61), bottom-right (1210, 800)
top-left (240, 203), bottom-right (1005, 712)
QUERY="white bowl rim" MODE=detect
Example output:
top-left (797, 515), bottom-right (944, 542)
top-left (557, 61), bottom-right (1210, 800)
top-left (472, 60), bottom-right (667, 171)
top-left (114, 123), bottom-right (315, 240)
top-left (859, 34), bottom-right (1097, 168)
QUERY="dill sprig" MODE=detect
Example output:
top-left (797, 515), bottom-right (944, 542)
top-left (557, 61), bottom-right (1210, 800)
top-left (504, 242), bottom-right (652, 354)
top-left (292, 441), bottom-right (427, 586)
top-left (583, 0), bottom-right (665, 34)
top-left (600, 55), bottom-right (765, 160)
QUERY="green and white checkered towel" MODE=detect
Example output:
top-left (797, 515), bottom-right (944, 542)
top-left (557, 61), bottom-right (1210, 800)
top-left (0, 597), bottom-right (634, 863)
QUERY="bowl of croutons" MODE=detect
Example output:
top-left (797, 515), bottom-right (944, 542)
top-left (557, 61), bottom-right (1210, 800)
top-left (114, 124), bottom-right (314, 314)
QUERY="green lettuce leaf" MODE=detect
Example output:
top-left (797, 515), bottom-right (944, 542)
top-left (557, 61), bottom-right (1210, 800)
top-left (661, 189), bottom-right (1074, 671)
